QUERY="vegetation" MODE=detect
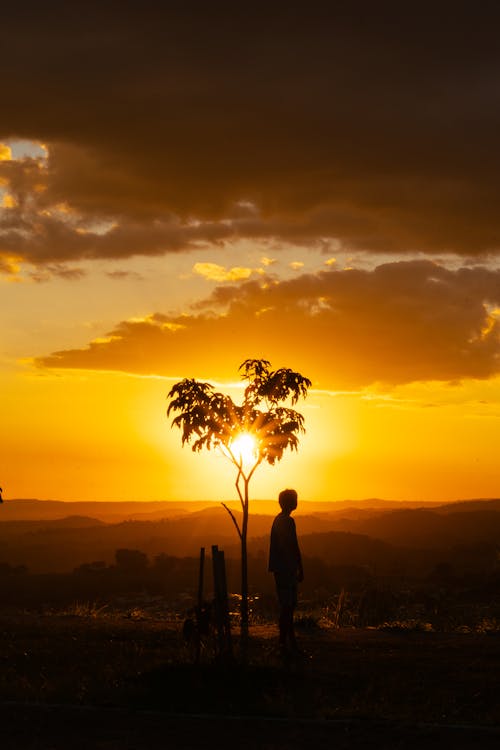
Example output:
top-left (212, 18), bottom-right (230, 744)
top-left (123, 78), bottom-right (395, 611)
top-left (1, 498), bottom-right (500, 633)
top-left (1, 500), bottom-right (500, 744)
top-left (167, 359), bottom-right (311, 627)
top-left (1, 608), bottom-right (500, 737)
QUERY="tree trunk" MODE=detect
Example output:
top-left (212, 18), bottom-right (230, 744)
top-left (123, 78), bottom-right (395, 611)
top-left (240, 532), bottom-right (248, 626)
top-left (240, 479), bottom-right (250, 646)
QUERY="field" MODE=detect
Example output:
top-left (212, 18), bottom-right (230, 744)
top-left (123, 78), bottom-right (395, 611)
top-left (1, 608), bottom-right (500, 749)
top-left (2, 499), bottom-right (500, 747)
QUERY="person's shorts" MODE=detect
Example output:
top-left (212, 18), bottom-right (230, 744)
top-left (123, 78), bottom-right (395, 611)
top-left (274, 572), bottom-right (298, 608)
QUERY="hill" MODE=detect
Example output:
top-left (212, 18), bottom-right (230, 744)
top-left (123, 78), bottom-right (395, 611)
top-left (1, 498), bottom-right (500, 573)
top-left (0, 496), bottom-right (451, 522)
top-left (0, 499), bottom-right (212, 522)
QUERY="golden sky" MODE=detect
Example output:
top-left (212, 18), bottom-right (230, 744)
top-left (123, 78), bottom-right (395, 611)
top-left (1, 3), bottom-right (499, 503)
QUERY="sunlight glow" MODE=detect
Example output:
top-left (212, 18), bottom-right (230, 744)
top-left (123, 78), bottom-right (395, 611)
top-left (230, 432), bottom-right (258, 466)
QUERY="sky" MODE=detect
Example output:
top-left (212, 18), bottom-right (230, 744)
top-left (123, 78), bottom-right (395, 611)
top-left (1, 2), bottom-right (499, 504)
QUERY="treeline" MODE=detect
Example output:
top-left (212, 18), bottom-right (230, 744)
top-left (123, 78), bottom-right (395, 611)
top-left (0, 549), bottom-right (199, 608)
top-left (1, 543), bottom-right (499, 617)
top-left (2, 502), bottom-right (500, 575)
top-left (0, 545), bottom-right (380, 608)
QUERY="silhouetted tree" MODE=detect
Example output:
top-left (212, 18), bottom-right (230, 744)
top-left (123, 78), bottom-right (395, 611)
top-left (115, 548), bottom-right (149, 574)
top-left (167, 359), bottom-right (311, 629)
top-left (153, 553), bottom-right (176, 573)
top-left (74, 560), bottom-right (109, 575)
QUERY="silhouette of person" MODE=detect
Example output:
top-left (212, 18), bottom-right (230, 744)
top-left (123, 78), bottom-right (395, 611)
top-left (0, 487), bottom-right (2, 503)
top-left (268, 488), bottom-right (303, 652)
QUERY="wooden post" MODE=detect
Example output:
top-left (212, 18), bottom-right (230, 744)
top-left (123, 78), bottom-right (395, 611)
top-left (212, 545), bottom-right (224, 658)
top-left (212, 545), bottom-right (232, 662)
top-left (217, 548), bottom-right (232, 657)
top-left (195, 547), bottom-right (205, 663)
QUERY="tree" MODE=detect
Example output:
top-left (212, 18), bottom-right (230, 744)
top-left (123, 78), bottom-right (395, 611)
top-left (114, 548), bottom-right (149, 574)
top-left (167, 359), bottom-right (311, 629)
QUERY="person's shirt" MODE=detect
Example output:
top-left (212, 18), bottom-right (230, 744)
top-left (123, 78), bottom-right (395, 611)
top-left (268, 512), bottom-right (302, 575)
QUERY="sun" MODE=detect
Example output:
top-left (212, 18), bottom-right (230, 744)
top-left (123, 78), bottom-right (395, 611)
top-left (230, 432), bottom-right (258, 466)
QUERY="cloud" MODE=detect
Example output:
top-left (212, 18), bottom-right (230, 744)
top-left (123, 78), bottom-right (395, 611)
top-left (106, 270), bottom-right (144, 281)
top-left (37, 261), bottom-right (500, 388)
top-left (28, 264), bottom-right (86, 283)
top-left (0, 144), bottom-right (12, 161)
top-left (0, 155), bottom-right (238, 267)
top-left (2, 4), bottom-right (500, 265)
top-left (192, 262), bottom-right (255, 282)
top-left (0, 256), bottom-right (21, 275)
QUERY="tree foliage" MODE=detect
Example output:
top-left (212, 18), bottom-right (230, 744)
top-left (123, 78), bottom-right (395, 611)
top-left (167, 359), bottom-right (312, 466)
top-left (167, 359), bottom-right (311, 630)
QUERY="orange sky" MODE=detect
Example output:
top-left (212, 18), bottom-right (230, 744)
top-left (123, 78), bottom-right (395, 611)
top-left (1, 5), bottom-right (499, 503)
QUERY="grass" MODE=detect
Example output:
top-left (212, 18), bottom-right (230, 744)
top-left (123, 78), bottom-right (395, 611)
top-left (59, 601), bottom-right (110, 618)
top-left (1, 604), bottom-right (500, 727)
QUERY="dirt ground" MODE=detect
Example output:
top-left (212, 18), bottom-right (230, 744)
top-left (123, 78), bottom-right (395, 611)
top-left (2, 703), bottom-right (500, 750)
top-left (1, 613), bottom-right (499, 748)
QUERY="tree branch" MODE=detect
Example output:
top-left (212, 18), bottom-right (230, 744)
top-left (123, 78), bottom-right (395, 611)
top-left (221, 502), bottom-right (242, 540)
top-left (235, 469), bottom-right (245, 511)
top-left (247, 457), bottom-right (263, 484)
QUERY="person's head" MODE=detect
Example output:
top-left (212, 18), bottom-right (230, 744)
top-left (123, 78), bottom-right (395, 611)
top-left (279, 488), bottom-right (298, 514)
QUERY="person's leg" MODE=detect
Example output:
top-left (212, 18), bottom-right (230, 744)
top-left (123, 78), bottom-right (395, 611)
top-left (275, 574), bottom-right (299, 650)
top-left (286, 582), bottom-right (301, 651)
top-left (287, 604), bottom-right (298, 649)
top-left (279, 604), bottom-right (293, 646)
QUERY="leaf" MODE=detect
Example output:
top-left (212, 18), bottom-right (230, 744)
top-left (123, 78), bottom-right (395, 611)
top-left (166, 360), bottom-right (311, 465)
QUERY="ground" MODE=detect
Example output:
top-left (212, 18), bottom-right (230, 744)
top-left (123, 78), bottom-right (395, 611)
top-left (0, 611), bottom-right (499, 748)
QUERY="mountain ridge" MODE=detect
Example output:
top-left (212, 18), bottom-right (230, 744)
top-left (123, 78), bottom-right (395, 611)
top-left (2, 496), bottom-right (494, 522)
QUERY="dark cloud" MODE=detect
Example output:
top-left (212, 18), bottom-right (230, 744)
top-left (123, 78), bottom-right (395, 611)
top-left (37, 261), bottom-right (500, 387)
top-left (106, 270), bottom-right (144, 281)
top-left (0, 157), bottom-right (235, 263)
top-left (29, 264), bottom-right (86, 283)
top-left (2, 2), bottom-right (500, 264)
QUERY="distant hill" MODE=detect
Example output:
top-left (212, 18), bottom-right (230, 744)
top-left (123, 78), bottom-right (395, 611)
top-left (322, 507), bottom-right (500, 548)
top-left (0, 496), bottom-right (460, 523)
top-left (1, 497), bottom-right (500, 573)
top-left (434, 498), bottom-right (500, 514)
top-left (0, 516), bottom-right (105, 531)
top-left (0, 499), bottom-right (212, 522)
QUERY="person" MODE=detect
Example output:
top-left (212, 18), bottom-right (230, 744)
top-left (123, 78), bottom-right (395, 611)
top-left (268, 488), bottom-right (303, 652)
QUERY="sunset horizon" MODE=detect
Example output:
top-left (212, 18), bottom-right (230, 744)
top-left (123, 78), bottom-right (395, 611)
top-left (2, 6), bottom-right (500, 743)
top-left (1, 4), bottom-right (499, 506)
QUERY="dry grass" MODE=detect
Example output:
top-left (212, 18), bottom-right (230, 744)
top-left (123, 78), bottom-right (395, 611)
top-left (1, 607), bottom-right (500, 728)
